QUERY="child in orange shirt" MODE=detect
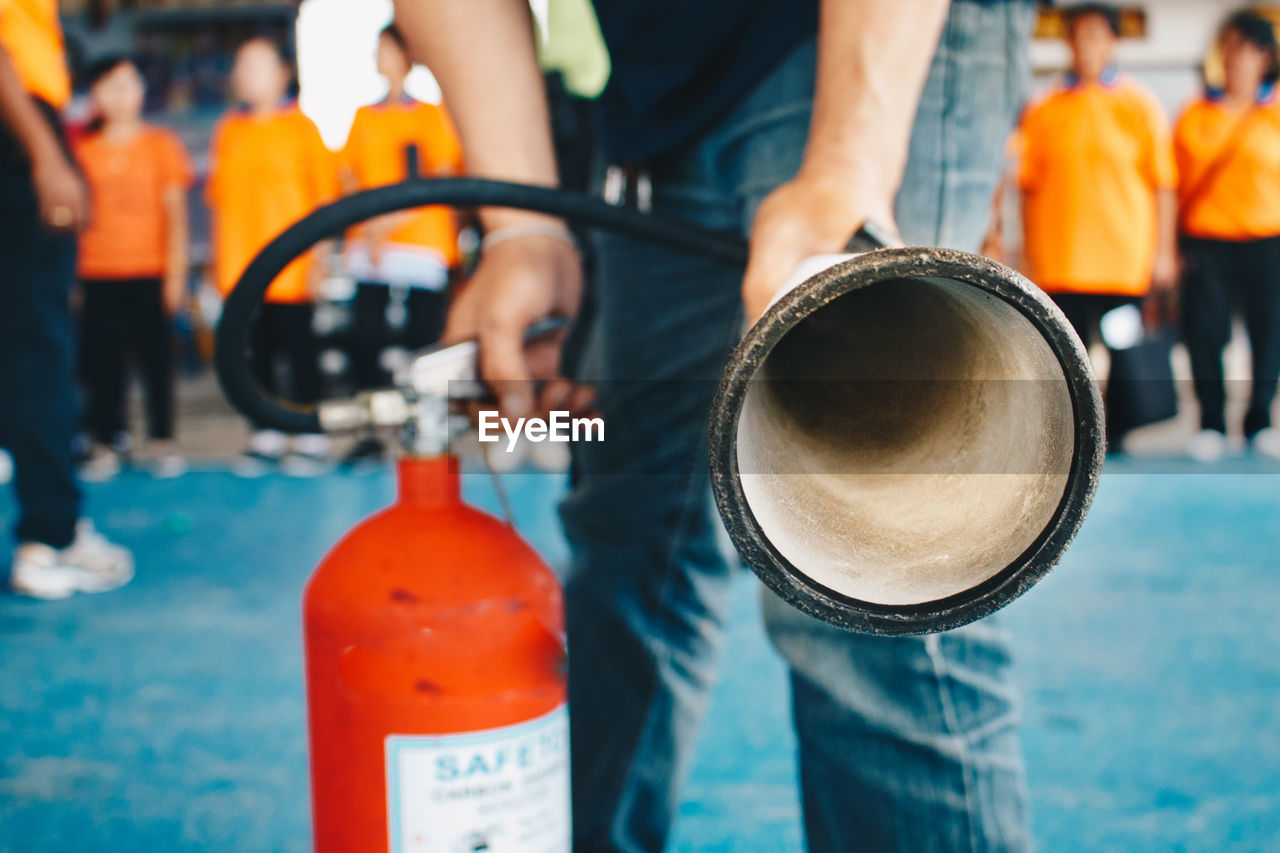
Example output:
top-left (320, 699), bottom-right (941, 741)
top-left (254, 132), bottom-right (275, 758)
top-left (338, 24), bottom-right (464, 463)
top-left (206, 37), bottom-right (339, 474)
top-left (74, 55), bottom-right (192, 480)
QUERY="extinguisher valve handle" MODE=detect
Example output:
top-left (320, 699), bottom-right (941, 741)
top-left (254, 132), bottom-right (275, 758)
top-left (313, 319), bottom-right (571, 454)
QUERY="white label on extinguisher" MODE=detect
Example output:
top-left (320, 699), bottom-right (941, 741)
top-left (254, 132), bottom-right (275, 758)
top-left (385, 705), bottom-right (570, 853)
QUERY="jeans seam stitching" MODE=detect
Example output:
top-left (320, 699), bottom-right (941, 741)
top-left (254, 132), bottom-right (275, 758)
top-left (932, 8), bottom-right (958, 244)
top-left (603, 322), bottom-right (742, 851)
top-left (924, 635), bottom-right (982, 853)
top-left (606, 460), bottom-right (716, 851)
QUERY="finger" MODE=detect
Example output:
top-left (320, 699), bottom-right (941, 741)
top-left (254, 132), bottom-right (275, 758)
top-left (41, 201), bottom-right (74, 232)
top-left (1142, 295), bottom-right (1160, 331)
top-left (441, 290), bottom-right (479, 344)
top-left (54, 185), bottom-right (89, 232)
top-left (539, 378), bottom-right (573, 414)
top-left (478, 312), bottom-right (535, 419)
top-left (75, 186), bottom-right (90, 231)
top-left (522, 328), bottom-right (568, 380)
top-left (566, 384), bottom-right (597, 417)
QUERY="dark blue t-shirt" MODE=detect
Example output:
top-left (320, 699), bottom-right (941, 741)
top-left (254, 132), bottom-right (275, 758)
top-left (591, 0), bottom-right (819, 161)
top-left (590, 0), bottom-right (1017, 162)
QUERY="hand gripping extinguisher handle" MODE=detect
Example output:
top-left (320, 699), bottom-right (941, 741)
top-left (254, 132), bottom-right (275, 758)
top-left (313, 316), bottom-right (572, 438)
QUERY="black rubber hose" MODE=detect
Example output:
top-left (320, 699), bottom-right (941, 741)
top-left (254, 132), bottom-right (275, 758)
top-left (214, 177), bottom-right (750, 434)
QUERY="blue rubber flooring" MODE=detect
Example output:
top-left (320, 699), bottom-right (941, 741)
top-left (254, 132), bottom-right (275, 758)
top-left (1, 459), bottom-right (1278, 851)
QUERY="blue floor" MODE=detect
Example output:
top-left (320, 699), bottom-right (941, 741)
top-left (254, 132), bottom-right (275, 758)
top-left (1, 459), bottom-right (1278, 851)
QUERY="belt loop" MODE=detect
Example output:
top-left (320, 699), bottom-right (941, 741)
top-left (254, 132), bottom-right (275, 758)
top-left (603, 164), bottom-right (627, 206)
top-left (601, 162), bottom-right (653, 213)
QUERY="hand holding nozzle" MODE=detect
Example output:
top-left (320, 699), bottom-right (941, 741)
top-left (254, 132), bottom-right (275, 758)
top-left (741, 159), bottom-right (904, 323)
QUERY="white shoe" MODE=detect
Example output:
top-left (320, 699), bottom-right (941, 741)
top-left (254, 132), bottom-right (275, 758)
top-left (233, 430), bottom-right (288, 478)
top-left (80, 446), bottom-right (122, 482)
top-left (141, 441), bottom-right (187, 479)
top-left (232, 451), bottom-right (276, 478)
top-left (1252, 428), bottom-right (1280, 461)
top-left (282, 433), bottom-right (333, 477)
top-left (150, 453), bottom-right (188, 479)
top-left (10, 520), bottom-right (134, 600)
top-left (1187, 429), bottom-right (1227, 463)
top-left (280, 453), bottom-right (332, 478)
top-left (291, 433), bottom-right (332, 458)
top-left (0, 448), bottom-right (11, 486)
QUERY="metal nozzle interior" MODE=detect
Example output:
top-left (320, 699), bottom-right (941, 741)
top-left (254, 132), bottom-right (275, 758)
top-left (734, 275), bottom-right (1077, 607)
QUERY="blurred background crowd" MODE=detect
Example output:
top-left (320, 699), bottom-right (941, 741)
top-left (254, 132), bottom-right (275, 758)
top-left (1, 0), bottom-right (1278, 487)
top-left (38, 4), bottom-right (470, 481)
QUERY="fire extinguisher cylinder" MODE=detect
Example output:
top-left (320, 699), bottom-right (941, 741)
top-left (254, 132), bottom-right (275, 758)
top-left (303, 455), bottom-right (570, 851)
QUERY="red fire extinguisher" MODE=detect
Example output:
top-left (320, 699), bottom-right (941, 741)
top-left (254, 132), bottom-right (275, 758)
top-left (296, 329), bottom-right (573, 851)
top-left (303, 451), bottom-right (569, 852)
top-left (216, 254), bottom-right (575, 850)
top-left (208, 177), bottom-right (737, 852)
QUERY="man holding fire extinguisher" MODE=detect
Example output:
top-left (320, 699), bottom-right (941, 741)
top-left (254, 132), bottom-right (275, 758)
top-left (394, 0), bottom-right (1036, 849)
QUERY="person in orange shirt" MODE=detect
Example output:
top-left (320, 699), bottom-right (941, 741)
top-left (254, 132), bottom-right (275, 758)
top-left (0, 0), bottom-right (134, 598)
top-left (1174, 9), bottom-right (1280, 463)
top-left (339, 23), bottom-right (464, 463)
top-left (1018, 3), bottom-right (1178, 448)
top-left (74, 55), bottom-right (192, 481)
top-left (206, 37), bottom-right (339, 474)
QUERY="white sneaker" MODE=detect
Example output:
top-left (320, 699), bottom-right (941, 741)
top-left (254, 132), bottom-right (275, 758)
top-left (80, 446), bottom-right (122, 482)
top-left (150, 453), bottom-right (188, 479)
top-left (282, 433), bottom-right (333, 477)
top-left (1187, 429), bottom-right (1227, 463)
top-left (1252, 428), bottom-right (1280, 461)
top-left (10, 520), bottom-right (134, 600)
top-left (280, 453), bottom-right (332, 478)
top-left (233, 430), bottom-right (288, 478)
top-left (142, 441), bottom-right (188, 479)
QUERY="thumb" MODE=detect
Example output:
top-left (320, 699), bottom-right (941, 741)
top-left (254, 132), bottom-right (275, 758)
top-left (742, 226), bottom-right (806, 324)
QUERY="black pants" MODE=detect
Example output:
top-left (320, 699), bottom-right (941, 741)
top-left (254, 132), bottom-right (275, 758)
top-left (350, 283), bottom-right (446, 389)
top-left (1050, 292), bottom-right (1141, 350)
top-left (81, 278), bottom-right (175, 444)
top-left (249, 302), bottom-right (322, 430)
top-left (1180, 235), bottom-right (1280, 436)
top-left (1051, 292), bottom-right (1143, 444)
top-left (0, 101), bottom-right (81, 548)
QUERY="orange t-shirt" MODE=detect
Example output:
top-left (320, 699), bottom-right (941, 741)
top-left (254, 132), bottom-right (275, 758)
top-left (1173, 96), bottom-right (1280, 241)
top-left (342, 98), bottom-right (464, 266)
top-left (0, 0), bottom-right (69, 108)
top-left (74, 126), bottom-right (193, 280)
top-left (1019, 74), bottom-right (1176, 296)
top-left (206, 105), bottom-right (339, 304)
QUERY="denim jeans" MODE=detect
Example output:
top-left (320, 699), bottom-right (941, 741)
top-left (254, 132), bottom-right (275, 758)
top-left (559, 3), bottom-right (1036, 850)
